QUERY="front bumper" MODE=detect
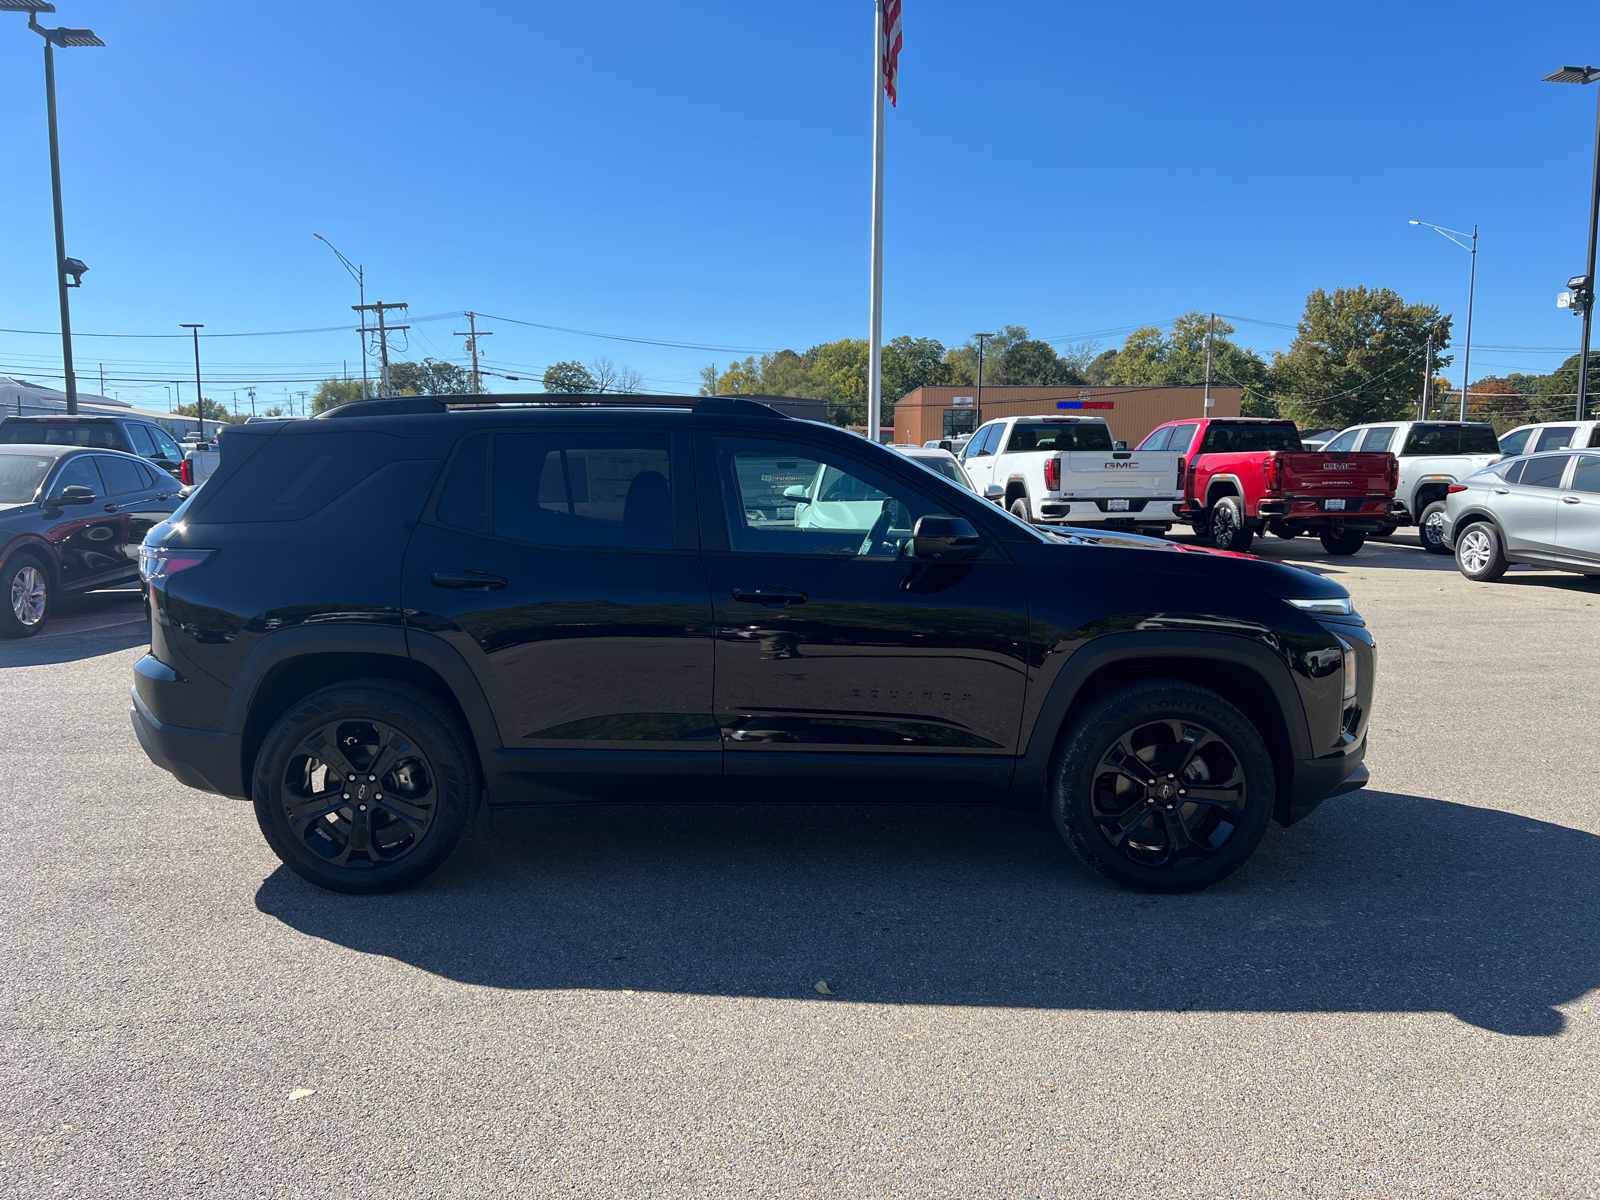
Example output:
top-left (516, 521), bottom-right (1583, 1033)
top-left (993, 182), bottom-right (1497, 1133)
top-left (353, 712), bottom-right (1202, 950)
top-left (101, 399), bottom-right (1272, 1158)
top-left (1282, 739), bottom-right (1368, 826)
top-left (130, 687), bottom-right (245, 798)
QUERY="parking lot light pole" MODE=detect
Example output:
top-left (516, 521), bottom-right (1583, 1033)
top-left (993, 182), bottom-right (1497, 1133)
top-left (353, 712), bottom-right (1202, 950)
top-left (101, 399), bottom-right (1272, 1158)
top-left (973, 332), bottom-right (994, 427)
top-left (1542, 65), bottom-right (1600, 421)
top-left (314, 234), bottom-right (370, 400)
top-left (1409, 220), bottom-right (1477, 421)
top-left (2, 2), bottom-right (104, 415)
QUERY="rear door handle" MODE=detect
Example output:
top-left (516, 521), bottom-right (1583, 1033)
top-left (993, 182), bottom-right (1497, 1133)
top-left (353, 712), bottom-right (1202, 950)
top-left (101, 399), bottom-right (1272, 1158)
top-left (731, 586), bottom-right (808, 607)
top-left (431, 570), bottom-right (508, 591)
top-left (1492, 487), bottom-right (1509, 494)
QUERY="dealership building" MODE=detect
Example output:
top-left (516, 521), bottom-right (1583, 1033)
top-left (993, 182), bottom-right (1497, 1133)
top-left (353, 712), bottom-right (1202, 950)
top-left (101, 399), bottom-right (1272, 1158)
top-left (892, 384), bottom-right (1242, 447)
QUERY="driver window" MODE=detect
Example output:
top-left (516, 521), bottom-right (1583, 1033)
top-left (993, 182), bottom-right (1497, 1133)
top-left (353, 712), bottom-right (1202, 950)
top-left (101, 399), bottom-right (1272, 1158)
top-left (715, 437), bottom-right (938, 558)
top-left (965, 424), bottom-right (998, 458)
top-left (50, 455), bottom-right (103, 498)
top-left (1323, 429), bottom-right (1360, 453)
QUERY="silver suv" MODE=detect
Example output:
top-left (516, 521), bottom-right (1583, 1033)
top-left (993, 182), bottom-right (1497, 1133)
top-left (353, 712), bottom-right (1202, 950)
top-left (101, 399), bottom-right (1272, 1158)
top-left (1441, 450), bottom-right (1600, 581)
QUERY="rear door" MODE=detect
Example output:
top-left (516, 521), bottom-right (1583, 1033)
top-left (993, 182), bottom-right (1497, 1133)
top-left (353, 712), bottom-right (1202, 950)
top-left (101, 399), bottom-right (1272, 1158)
top-left (1496, 454), bottom-right (1569, 554)
top-left (698, 430), bottom-right (1030, 801)
top-left (401, 427), bottom-right (718, 803)
top-left (1557, 454), bottom-right (1600, 564)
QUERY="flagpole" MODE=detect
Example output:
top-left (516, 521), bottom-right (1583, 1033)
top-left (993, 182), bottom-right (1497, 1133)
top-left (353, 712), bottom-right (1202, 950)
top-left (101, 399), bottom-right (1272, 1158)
top-left (868, 0), bottom-right (885, 443)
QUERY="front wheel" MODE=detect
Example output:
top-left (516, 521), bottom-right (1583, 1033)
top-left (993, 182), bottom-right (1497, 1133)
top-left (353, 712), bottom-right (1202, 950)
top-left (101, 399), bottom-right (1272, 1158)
top-left (252, 680), bottom-right (479, 894)
top-left (1418, 501), bottom-right (1450, 554)
top-left (0, 553), bottom-right (50, 639)
top-left (1319, 529), bottom-right (1366, 555)
top-left (1207, 496), bottom-right (1254, 553)
top-left (1455, 521), bottom-right (1508, 582)
top-left (1051, 680), bottom-right (1276, 893)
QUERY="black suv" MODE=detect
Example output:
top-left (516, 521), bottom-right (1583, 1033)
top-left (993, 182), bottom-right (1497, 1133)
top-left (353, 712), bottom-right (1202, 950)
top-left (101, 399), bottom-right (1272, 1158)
top-left (131, 397), bottom-right (1373, 895)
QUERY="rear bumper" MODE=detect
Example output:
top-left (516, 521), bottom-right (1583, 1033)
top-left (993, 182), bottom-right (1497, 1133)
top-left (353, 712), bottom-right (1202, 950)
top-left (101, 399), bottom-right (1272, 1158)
top-left (1281, 737), bottom-right (1368, 826)
top-left (130, 687), bottom-right (246, 798)
top-left (1036, 499), bottom-right (1181, 524)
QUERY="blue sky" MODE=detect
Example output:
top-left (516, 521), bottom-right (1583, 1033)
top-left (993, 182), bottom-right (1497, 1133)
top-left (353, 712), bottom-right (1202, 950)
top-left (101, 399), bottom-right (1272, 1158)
top-left (0, 0), bottom-right (1592, 413)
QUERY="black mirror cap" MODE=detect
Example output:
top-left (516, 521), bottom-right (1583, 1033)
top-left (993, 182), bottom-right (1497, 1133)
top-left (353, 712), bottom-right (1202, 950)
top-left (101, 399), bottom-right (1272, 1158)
top-left (913, 513), bottom-right (986, 561)
top-left (52, 485), bottom-right (96, 505)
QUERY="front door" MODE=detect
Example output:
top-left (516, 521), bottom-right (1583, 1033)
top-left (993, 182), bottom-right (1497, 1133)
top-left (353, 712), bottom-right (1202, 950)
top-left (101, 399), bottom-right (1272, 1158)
top-left (697, 432), bottom-right (1030, 802)
top-left (960, 422), bottom-right (1002, 495)
top-left (1557, 453), bottom-right (1600, 564)
top-left (401, 428), bottom-right (718, 803)
top-left (43, 455), bottom-right (128, 589)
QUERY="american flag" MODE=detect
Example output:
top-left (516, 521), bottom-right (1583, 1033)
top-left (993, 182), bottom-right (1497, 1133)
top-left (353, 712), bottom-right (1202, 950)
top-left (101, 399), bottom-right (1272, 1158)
top-left (882, 0), bottom-right (903, 106)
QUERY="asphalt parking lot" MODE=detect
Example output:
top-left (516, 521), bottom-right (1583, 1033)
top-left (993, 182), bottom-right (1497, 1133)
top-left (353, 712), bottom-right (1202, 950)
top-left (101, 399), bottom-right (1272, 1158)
top-left (2, 536), bottom-right (1597, 1199)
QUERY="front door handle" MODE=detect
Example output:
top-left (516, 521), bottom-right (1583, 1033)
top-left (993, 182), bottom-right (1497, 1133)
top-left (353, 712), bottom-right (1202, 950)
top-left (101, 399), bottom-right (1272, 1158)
top-left (1562, 494), bottom-right (1582, 504)
top-left (103, 503), bottom-right (118, 513)
top-left (431, 570), bottom-right (508, 591)
top-left (731, 586), bottom-right (808, 607)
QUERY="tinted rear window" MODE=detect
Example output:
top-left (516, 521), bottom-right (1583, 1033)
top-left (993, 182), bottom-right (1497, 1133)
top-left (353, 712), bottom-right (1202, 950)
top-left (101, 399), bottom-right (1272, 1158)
top-left (1199, 423), bottom-right (1303, 453)
top-left (195, 431), bottom-right (398, 522)
top-left (1401, 424), bottom-right (1500, 455)
top-left (1004, 421), bottom-right (1114, 452)
top-left (0, 422), bottom-right (121, 449)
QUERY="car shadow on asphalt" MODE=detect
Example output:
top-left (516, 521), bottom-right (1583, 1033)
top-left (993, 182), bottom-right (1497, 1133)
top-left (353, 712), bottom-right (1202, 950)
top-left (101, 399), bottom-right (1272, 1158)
top-left (255, 789), bottom-right (1599, 1038)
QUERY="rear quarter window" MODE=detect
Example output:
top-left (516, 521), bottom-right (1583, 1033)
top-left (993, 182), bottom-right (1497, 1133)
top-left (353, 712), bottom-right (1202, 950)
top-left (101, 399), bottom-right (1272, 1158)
top-left (191, 431), bottom-right (405, 522)
top-left (1402, 424), bottom-right (1501, 455)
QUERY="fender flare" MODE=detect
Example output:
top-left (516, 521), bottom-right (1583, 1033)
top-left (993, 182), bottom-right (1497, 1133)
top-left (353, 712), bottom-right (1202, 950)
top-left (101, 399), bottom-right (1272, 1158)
top-left (1204, 474), bottom-right (1246, 507)
top-left (1006, 630), bottom-right (1312, 807)
top-left (1003, 474), bottom-right (1031, 515)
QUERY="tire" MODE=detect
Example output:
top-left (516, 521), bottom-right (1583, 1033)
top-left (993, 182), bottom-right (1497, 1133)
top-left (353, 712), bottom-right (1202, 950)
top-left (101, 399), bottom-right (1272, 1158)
top-left (1050, 680), bottom-right (1276, 893)
top-left (1455, 521), bottom-right (1508, 582)
top-left (1418, 501), bottom-right (1450, 554)
top-left (1207, 496), bottom-right (1253, 553)
top-left (1267, 521), bottom-right (1299, 540)
top-left (1009, 496), bottom-right (1031, 523)
top-left (1319, 529), bottom-right (1366, 555)
top-left (0, 552), bottom-right (51, 639)
top-left (252, 679), bottom-right (479, 894)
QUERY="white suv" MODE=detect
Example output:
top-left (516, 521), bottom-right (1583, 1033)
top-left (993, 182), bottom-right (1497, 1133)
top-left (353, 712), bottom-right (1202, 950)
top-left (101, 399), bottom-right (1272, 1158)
top-left (1497, 420), bottom-right (1600, 457)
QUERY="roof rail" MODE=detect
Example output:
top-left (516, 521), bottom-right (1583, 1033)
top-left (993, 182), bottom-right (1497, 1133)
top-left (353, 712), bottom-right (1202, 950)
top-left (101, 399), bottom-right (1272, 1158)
top-left (691, 397), bottom-right (790, 418)
top-left (316, 393), bottom-right (793, 419)
top-left (317, 397), bottom-right (448, 419)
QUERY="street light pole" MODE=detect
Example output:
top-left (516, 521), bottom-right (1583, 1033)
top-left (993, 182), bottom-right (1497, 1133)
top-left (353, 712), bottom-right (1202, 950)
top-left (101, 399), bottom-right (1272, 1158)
top-left (1543, 65), bottom-right (1600, 421)
top-left (315, 234), bottom-right (370, 400)
top-left (180, 325), bottom-right (204, 426)
top-left (1408, 220), bottom-right (1478, 422)
top-left (973, 332), bottom-right (994, 428)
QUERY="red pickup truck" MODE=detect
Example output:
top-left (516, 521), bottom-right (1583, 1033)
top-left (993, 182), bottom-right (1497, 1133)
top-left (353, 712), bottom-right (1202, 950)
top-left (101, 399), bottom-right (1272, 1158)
top-left (1136, 417), bottom-right (1400, 555)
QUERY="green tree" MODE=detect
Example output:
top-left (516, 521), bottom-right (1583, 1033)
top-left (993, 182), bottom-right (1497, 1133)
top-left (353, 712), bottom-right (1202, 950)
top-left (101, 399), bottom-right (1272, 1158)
top-left (944, 325), bottom-right (1031, 386)
top-left (882, 335), bottom-right (951, 405)
top-left (993, 339), bottom-right (1084, 387)
top-left (311, 378), bottom-right (366, 415)
top-left (1084, 348), bottom-right (1119, 385)
top-left (714, 356), bottom-right (766, 394)
top-left (543, 360), bottom-right (597, 393)
top-left (808, 338), bottom-right (871, 424)
top-left (1272, 288), bottom-right (1452, 428)
top-left (389, 358), bottom-right (476, 396)
top-left (261, 405), bottom-right (285, 417)
top-left (176, 397), bottom-right (246, 423)
top-left (1108, 312), bottom-right (1273, 413)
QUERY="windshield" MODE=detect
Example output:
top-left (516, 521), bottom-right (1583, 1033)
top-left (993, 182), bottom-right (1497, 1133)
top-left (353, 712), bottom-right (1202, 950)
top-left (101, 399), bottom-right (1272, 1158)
top-left (1199, 423), bottom-right (1303, 453)
top-left (0, 422), bottom-right (119, 448)
top-left (1005, 421), bottom-right (1114, 453)
top-left (0, 453), bottom-right (54, 504)
top-left (1401, 424), bottom-right (1500, 455)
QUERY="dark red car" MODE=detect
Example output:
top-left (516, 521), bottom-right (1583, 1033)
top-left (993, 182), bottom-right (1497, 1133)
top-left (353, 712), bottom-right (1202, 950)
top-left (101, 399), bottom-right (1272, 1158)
top-left (1138, 418), bottom-right (1400, 555)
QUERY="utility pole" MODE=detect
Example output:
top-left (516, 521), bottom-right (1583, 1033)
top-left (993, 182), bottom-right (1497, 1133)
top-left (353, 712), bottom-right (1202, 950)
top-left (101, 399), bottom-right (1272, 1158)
top-left (247, 387), bottom-right (256, 417)
top-left (296, 390), bottom-right (309, 417)
top-left (180, 324), bottom-right (204, 420)
top-left (454, 311), bottom-right (492, 392)
top-left (973, 332), bottom-right (994, 427)
top-left (1202, 312), bottom-right (1216, 416)
top-left (98, 362), bottom-right (104, 397)
top-left (354, 301), bottom-right (408, 397)
top-left (1420, 335), bottom-right (1434, 420)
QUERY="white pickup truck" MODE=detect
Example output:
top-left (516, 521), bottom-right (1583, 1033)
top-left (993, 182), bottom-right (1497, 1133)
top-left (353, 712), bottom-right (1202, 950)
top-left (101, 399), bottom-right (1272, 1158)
top-left (1321, 420), bottom-right (1502, 553)
top-left (959, 415), bottom-right (1185, 535)
top-left (181, 443), bottom-right (220, 494)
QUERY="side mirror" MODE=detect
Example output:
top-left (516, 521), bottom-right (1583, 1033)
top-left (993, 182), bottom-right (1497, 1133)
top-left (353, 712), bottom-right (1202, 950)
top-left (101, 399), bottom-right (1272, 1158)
top-left (782, 485), bottom-right (808, 500)
top-left (51, 485), bottom-right (96, 506)
top-left (983, 484), bottom-right (1004, 503)
top-left (1113, 440), bottom-right (1128, 451)
top-left (913, 514), bottom-right (985, 561)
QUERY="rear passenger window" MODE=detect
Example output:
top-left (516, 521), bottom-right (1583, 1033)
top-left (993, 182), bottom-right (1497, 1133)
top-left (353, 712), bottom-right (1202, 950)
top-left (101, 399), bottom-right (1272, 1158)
top-left (493, 434), bottom-right (674, 549)
top-left (1499, 460), bottom-right (1526, 484)
top-left (436, 434), bottom-right (489, 533)
top-left (97, 455), bottom-right (146, 495)
top-left (194, 431), bottom-right (397, 522)
top-left (1534, 426), bottom-right (1577, 452)
top-left (1361, 427), bottom-right (1396, 452)
top-left (1571, 455), bottom-right (1600, 494)
top-left (1166, 425), bottom-right (1197, 453)
top-left (1520, 455), bottom-right (1570, 489)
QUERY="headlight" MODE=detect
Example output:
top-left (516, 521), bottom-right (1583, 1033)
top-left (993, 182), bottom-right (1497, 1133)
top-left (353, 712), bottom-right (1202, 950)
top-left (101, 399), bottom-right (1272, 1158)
top-left (1286, 596), bottom-right (1354, 616)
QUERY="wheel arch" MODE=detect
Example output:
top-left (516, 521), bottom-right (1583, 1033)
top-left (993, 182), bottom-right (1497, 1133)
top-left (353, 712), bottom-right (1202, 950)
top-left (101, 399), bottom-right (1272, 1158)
top-left (1205, 475), bottom-right (1243, 506)
top-left (1011, 633), bottom-right (1311, 825)
top-left (1412, 477), bottom-right (1457, 514)
top-left (1003, 475), bottom-right (1030, 508)
top-left (0, 535), bottom-right (59, 586)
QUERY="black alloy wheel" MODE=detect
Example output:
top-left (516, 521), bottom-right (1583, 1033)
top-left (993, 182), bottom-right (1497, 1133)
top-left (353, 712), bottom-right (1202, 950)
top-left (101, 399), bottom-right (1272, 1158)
top-left (253, 680), bottom-right (477, 894)
top-left (1418, 501), bottom-right (1451, 554)
top-left (1051, 680), bottom-right (1274, 892)
top-left (1207, 496), bottom-right (1254, 553)
top-left (0, 553), bottom-right (49, 639)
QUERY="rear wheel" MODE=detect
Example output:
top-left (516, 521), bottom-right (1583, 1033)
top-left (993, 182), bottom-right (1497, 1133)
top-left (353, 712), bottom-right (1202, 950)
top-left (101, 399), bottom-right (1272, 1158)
top-left (1051, 680), bottom-right (1275, 893)
top-left (1418, 501), bottom-right (1451, 554)
top-left (1455, 521), bottom-right (1508, 582)
top-left (1319, 529), bottom-right (1366, 555)
top-left (252, 680), bottom-right (478, 894)
top-left (1009, 496), bottom-right (1031, 523)
top-left (1207, 496), bottom-right (1253, 553)
top-left (0, 553), bottom-right (50, 639)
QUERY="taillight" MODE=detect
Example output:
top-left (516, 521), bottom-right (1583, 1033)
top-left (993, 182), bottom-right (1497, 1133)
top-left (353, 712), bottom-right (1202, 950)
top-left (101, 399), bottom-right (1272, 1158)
top-left (1447, 484), bottom-right (1468, 494)
top-left (1044, 455), bottom-right (1060, 491)
top-left (1262, 455), bottom-right (1281, 492)
top-left (179, 459), bottom-right (193, 486)
top-left (1388, 456), bottom-right (1399, 490)
top-left (1175, 457), bottom-right (1186, 494)
top-left (138, 546), bottom-right (215, 584)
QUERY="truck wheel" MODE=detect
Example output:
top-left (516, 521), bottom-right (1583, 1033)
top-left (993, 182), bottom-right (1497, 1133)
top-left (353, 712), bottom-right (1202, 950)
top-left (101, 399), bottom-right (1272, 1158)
top-left (252, 679), bottom-right (480, 895)
top-left (1418, 502), bottom-right (1450, 554)
top-left (1267, 521), bottom-right (1298, 540)
top-left (1455, 521), bottom-right (1508, 582)
top-left (0, 552), bottom-right (50, 639)
top-left (1207, 497), bottom-right (1253, 553)
top-left (1050, 680), bottom-right (1275, 893)
top-left (1319, 530), bottom-right (1366, 555)
top-left (1009, 497), bottom-right (1031, 523)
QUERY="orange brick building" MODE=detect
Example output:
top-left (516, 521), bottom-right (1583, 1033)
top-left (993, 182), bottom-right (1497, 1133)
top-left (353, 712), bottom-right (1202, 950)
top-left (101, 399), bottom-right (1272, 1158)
top-left (892, 385), bottom-right (1242, 447)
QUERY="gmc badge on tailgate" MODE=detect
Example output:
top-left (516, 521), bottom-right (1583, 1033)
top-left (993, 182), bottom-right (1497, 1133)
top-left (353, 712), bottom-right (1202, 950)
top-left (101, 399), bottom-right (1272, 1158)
top-left (1323, 462), bottom-right (1358, 470)
top-left (1103, 461), bottom-right (1139, 469)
